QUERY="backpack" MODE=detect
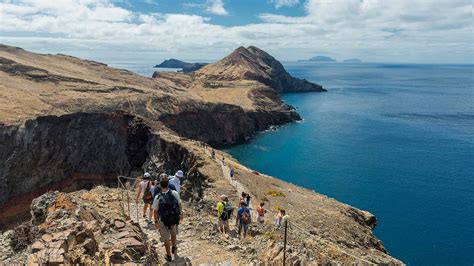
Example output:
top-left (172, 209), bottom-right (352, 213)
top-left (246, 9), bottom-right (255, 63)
top-left (220, 202), bottom-right (234, 221)
top-left (241, 209), bottom-right (251, 224)
top-left (158, 190), bottom-right (180, 227)
top-left (143, 181), bottom-right (153, 201)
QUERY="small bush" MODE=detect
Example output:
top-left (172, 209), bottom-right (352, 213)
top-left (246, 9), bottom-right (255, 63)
top-left (263, 231), bottom-right (279, 241)
top-left (266, 190), bottom-right (286, 197)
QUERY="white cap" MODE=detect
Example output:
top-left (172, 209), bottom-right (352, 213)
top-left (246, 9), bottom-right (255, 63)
top-left (144, 172), bottom-right (151, 178)
top-left (175, 170), bottom-right (184, 178)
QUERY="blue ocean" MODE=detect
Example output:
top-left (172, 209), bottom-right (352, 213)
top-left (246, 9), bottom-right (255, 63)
top-left (226, 62), bottom-right (474, 265)
top-left (88, 53), bottom-right (473, 265)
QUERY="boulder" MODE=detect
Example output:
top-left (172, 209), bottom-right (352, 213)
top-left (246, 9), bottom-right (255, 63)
top-left (31, 192), bottom-right (59, 225)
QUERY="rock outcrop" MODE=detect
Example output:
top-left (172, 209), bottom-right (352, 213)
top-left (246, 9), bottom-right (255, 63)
top-left (154, 58), bottom-right (208, 73)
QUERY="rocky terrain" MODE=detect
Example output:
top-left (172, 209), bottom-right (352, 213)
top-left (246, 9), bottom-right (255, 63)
top-left (0, 44), bottom-right (402, 264)
top-left (154, 59), bottom-right (208, 73)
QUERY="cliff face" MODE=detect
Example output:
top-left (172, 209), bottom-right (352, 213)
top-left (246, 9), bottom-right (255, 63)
top-left (0, 112), bottom-right (209, 227)
top-left (158, 101), bottom-right (299, 145)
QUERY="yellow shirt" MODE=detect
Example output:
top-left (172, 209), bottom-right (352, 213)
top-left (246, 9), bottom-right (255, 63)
top-left (216, 201), bottom-right (225, 217)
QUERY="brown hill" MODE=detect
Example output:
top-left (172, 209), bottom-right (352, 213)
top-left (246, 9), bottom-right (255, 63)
top-left (195, 46), bottom-right (325, 93)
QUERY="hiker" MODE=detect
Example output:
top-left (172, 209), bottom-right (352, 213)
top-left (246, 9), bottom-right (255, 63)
top-left (275, 209), bottom-right (283, 227)
top-left (236, 201), bottom-right (251, 239)
top-left (240, 192), bottom-right (246, 203)
top-left (135, 172), bottom-right (154, 224)
top-left (241, 192), bottom-right (251, 207)
top-left (153, 173), bottom-right (177, 198)
top-left (216, 195), bottom-right (233, 234)
top-left (256, 202), bottom-right (267, 224)
top-left (281, 210), bottom-right (290, 229)
top-left (153, 175), bottom-right (182, 262)
top-left (229, 167), bottom-right (235, 178)
top-left (169, 170), bottom-right (183, 193)
top-left (275, 209), bottom-right (289, 228)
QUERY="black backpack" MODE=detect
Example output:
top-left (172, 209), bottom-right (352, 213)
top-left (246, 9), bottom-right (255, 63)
top-left (158, 190), bottom-right (180, 227)
top-left (220, 201), bottom-right (234, 221)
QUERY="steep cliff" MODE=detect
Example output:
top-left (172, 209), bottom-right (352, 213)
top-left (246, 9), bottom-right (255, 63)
top-left (0, 112), bottom-right (208, 227)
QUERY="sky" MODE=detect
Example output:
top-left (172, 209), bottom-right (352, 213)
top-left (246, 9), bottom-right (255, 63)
top-left (0, 0), bottom-right (472, 63)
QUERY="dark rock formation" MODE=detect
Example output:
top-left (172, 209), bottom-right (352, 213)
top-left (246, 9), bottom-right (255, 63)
top-left (0, 112), bottom-right (208, 227)
top-left (197, 46), bottom-right (326, 93)
top-left (154, 59), bottom-right (208, 73)
top-left (159, 101), bottom-right (299, 145)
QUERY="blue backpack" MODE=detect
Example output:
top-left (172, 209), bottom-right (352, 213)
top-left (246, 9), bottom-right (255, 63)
top-left (158, 190), bottom-right (180, 227)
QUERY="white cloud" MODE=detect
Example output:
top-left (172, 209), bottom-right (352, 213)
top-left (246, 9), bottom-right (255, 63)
top-left (206, 0), bottom-right (228, 16)
top-left (270, 0), bottom-right (299, 9)
top-left (0, 0), bottom-right (472, 63)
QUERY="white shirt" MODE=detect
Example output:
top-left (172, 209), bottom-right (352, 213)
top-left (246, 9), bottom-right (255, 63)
top-left (169, 176), bottom-right (181, 193)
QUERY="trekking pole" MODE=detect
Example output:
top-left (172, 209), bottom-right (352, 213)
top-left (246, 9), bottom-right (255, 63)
top-left (283, 220), bottom-right (288, 266)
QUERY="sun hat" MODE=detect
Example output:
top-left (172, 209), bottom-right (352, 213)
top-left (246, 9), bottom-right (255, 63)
top-left (175, 170), bottom-right (184, 178)
top-left (220, 194), bottom-right (227, 200)
top-left (143, 172), bottom-right (151, 179)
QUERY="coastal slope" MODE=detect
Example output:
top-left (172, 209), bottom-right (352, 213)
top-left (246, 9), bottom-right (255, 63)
top-left (0, 44), bottom-right (401, 264)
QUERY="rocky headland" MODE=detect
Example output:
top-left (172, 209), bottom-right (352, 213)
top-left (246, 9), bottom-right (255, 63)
top-left (0, 44), bottom-right (402, 264)
top-left (154, 59), bottom-right (208, 73)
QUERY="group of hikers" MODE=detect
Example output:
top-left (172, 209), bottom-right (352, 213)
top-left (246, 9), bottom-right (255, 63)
top-left (135, 170), bottom-right (290, 262)
top-left (216, 192), bottom-right (290, 239)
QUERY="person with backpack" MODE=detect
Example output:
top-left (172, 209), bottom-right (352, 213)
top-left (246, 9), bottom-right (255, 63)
top-left (256, 202), bottom-right (267, 224)
top-left (135, 172), bottom-right (154, 224)
top-left (216, 195), bottom-right (232, 234)
top-left (152, 175), bottom-right (182, 262)
top-left (236, 201), bottom-right (251, 239)
top-left (152, 173), bottom-right (177, 198)
top-left (169, 170), bottom-right (184, 193)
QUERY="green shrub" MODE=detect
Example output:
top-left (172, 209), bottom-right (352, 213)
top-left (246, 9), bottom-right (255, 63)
top-left (266, 190), bottom-right (286, 197)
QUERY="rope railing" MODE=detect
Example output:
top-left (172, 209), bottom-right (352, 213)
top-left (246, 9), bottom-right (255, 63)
top-left (116, 175), bottom-right (161, 264)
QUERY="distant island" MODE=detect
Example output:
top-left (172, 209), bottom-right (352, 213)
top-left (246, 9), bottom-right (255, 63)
top-left (154, 59), bottom-right (208, 73)
top-left (299, 55), bottom-right (337, 62)
top-left (343, 58), bottom-right (362, 63)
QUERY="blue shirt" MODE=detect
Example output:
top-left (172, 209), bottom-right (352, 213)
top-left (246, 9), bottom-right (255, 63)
top-left (237, 207), bottom-right (250, 224)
